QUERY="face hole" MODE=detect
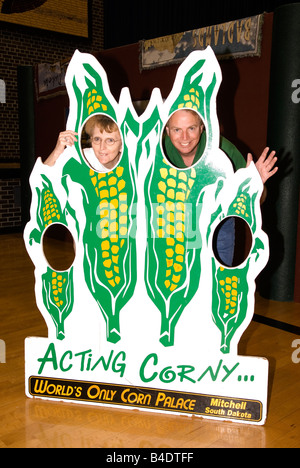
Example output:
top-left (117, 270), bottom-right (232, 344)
top-left (43, 224), bottom-right (75, 272)
top-left (213, 216), bottom-right (253, 268)
top-left (161, 108), bottom-right (206, 169)
top-left (80, 114), bottom-right (123, 173)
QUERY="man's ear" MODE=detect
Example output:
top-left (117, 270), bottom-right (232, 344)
top-left (165, 125), bottom-right (170, 136)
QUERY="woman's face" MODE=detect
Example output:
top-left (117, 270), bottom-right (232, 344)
top-left (91, 125), bottom-right (122, 170)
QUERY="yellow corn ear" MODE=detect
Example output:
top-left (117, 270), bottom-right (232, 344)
top-left (90, 167), bottom-right (127, 288)
top-left (232, 193), bottom-right (250, 218)
top-left (42, 189), bottom-right (61, 227)
top-left (156, 160), bottom-right (196, 292)
top-left (218, 269), bottom-right (239, 316)
top-left (51, 272), bottom-right (67, 308)
top-left (87, 89), bottom-right (108, 115)
top-left (177, 87), bottom-right (201, 111)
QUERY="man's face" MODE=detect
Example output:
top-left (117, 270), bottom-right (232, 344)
top-left (166, 110), bottom-right (204, 160)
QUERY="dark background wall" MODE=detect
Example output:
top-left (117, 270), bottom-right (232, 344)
top-left (1, 0), bottom-right (299, 301)
top-left (35, 13), bottom-right (274, 166)
top-left (103, 0), bottom-right (298, 48)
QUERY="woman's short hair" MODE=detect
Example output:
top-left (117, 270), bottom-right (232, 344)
top-left (84, 114), bottom-right (119, 136)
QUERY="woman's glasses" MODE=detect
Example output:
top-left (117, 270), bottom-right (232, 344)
top-left (91, 137), bottom-right (120, 146)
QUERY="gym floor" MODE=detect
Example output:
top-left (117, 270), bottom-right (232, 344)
top-left (0, 233), bottom-right (299, 448)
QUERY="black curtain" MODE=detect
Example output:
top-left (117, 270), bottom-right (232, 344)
top-left (259, 3), bottom-right (300, 301)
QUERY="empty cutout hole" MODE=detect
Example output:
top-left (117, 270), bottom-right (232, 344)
top-left (43, 224), bottom-right (75, 272)
top-left (213, 217), bottom-right (253, 268)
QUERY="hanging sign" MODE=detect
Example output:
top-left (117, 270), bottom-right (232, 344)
top-left (35, 61), bottom-right (69, 100)
top-left (24, 47), bottom-right (269, 425)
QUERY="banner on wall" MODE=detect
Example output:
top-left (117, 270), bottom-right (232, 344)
top-left (141, 14), bottom-right (264, 70)
top-left (35, 60), bottom-right (69, 100)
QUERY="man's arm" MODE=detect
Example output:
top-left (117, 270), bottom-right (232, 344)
top-left (247, 147), bottom-right (278, 184)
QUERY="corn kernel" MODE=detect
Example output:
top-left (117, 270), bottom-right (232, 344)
top-left (100, 190), bottom-right (109, 199)
top-left (157, 229), bottom-right (165, 238)
top-left (167, 212), bottom-right (174, 223)
top-left (176, 232), bottom-right (185, 242)
top-left (176, 222), bottom-right (185, 232)
top-left (167, 189), bottom-right (175, 199)
top-left (118, 180), bottom-right (126, 191)
top-left (110, 187), bottom-right (117, 197)
top-left (176, 192), bottom-right (185, 202)
top-left (176, 255), bottom-right (184, 263)
top-left (166, 238), bottom-right (175, 246)
top-left (175, 244), bottom-right (185, 255)
top-left (110, 222), bottom-right (118, 232)
top-left (166, 249), bottom-right (174, 258)
top-left (166, 225), bottom-right (175, 236)
top-left (157, 218), bottom-right (165, 227)
top-left (156, 205), bottom-right (165, 215)
top-left (160, 168), bottom-right (168, 179)
top-left (166, 201), bottom-right (175, 211)
top-left (158, 181), bottom-right (166, 193)
top-left (101, 240), bottom-right (110, 250)
top-left (105, 270), bottom-right (113, 279)
top-left (157, 194), bottom-right (165, 203)
top-left (120, 204), bottom-right (128, 213)
top-left (108, 176), bottom-right (117, 186)
top-left (174, 263), bottom-right (183, 273)
top-left (116, 167), bottom-right (124, 177)
top-left (111, 245), bottom-right (119, 254)
top-left (172, 275), bottom-right (180, 283)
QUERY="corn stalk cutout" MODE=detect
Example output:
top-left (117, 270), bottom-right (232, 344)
top-left (141, 50), bottom-right (236, 346)
top-left (25, 51), bottom-right (140, 344)
top-left (28, 175), bottom-right (67, 245)
top-left (41, 267), bottom-right (74, 340)
top-left (25, 173), bottom-right (75, 340)
top-left (206, 169), bottom-right (268, 353)
top-left (61, 52), bottom-right (139, 344)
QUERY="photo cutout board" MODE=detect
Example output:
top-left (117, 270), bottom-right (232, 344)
top-left (24, 47), bottom-right (270, 425)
